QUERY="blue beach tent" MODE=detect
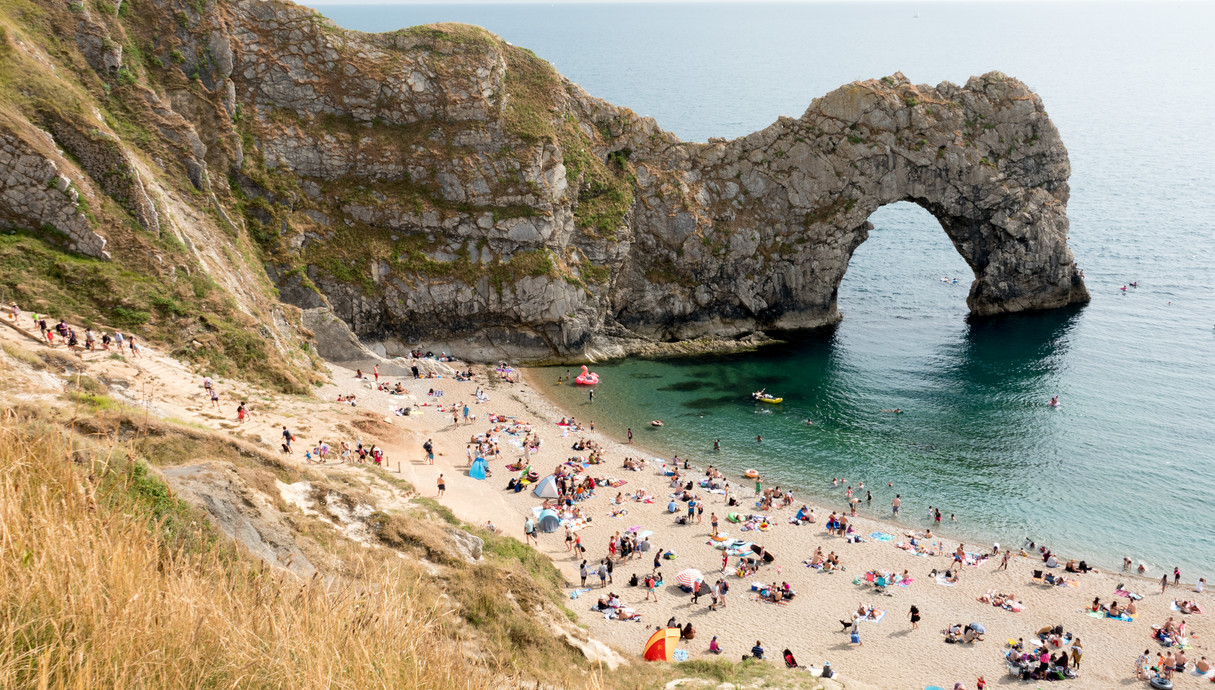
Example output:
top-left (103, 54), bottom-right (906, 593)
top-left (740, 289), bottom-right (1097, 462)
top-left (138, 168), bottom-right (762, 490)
top-left (537, 509), bottom-right (561, 533)
top-left (469, 456), bottom-right (489, 480)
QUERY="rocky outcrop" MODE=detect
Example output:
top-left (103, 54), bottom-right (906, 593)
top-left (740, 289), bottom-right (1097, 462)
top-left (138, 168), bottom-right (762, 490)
top-left (67, 0), bottom-right (1087, 363)
top-left (0, 127), bottom-right (110, 259)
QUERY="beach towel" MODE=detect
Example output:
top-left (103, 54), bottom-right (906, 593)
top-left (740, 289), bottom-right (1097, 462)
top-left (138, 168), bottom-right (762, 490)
top-left (1085, 609), bottom-right (1135, 622)
top-left (870, 532), bottom-right (894, 542)
top-left (1115, 589), bottom-right (1144, 600)
top-left (1192, 667), bottom-right (1214, 679)
top-left (935, 576), bottom-right (958, 587)
top-left (672, 649), bottom-right (689, 662)
top-left (753, 594), bottom-right (790, 607)
top-left (569, 588), bottom-right (592, 600)
top-left (1172, 602), bottom-right (1206, 614)
top-left (859, 610), bottom-right (886, 624)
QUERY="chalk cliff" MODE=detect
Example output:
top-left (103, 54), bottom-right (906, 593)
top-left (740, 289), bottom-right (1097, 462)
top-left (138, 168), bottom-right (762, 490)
top-left (0, 0), bottom-right (1088, 365)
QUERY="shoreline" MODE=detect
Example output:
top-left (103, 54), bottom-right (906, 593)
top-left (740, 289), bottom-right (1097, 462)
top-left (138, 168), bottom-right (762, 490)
top-left (517, 368), bottom-right (1171, 582)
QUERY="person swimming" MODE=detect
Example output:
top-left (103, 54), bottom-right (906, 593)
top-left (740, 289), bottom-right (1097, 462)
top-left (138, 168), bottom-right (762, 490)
top-left (804, 419), bottom-right (814, 426)
top-left (1049, 396), bottom-right (1061, 407)
top-left (881, 408), bottom-right (903, 414)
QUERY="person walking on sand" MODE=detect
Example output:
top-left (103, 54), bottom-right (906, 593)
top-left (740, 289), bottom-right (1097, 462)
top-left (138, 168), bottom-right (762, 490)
top-left (424, 438), bottom-right (434, 464)
top-left (909, 604), bottom-right (920, 630)
top-left (435, 474), bottom-right (445, 498)
top-left (1174, 566), bottom-right (1181, 586)
top-left (710, 512), bottom-right (719, 535)
top-left (1071, 638), bottom-right (1083, 669)
top-left (524, 516), bottom-right (536, 546)
top-left (579, 560), bottom-right (588, 587)
top-left (627, 427), bottom-right (633, 443)
top-left (999, 549), bottom-right (1010, 570)
top-left (597, 561), bottom-right (607, 588)
top-left (645, 573), bottom-right (658, 601)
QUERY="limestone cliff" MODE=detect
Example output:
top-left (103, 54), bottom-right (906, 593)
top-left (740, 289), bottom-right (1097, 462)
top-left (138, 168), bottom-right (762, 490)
top-left (0, 0), bottom-right (1088, 366)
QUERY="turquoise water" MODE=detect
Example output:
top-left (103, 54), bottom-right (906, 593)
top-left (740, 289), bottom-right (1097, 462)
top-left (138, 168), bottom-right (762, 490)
top-left (311, 2), bottom-right (1215, 574)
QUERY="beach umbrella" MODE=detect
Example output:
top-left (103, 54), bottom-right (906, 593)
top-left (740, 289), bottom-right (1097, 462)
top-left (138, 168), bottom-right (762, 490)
top-left (969, 623), bottom-right (986, 634)
top-left (675, 569), bottom-right (703, 587)
top-left (642, 627), bottom-right (681, 661)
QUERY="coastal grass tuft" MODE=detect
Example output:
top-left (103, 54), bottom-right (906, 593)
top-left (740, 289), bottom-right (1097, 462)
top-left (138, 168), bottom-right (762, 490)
top-left (0, 406), bottom-right (483, 688)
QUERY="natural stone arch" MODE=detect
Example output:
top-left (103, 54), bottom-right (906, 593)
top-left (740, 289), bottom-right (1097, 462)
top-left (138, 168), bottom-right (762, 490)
top-left (612, 72), bottom-right (1089, 339)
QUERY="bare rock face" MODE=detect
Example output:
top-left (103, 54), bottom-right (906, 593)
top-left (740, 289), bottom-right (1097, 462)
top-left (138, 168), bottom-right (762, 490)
top-left (0, 127), bottom-right (110, 259)
top-left (125, 1), bottom-right (1089, 362)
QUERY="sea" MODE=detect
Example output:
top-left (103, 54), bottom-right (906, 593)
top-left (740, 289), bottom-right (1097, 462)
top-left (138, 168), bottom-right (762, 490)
top-left (309, 2), bottom-right (1215, 575)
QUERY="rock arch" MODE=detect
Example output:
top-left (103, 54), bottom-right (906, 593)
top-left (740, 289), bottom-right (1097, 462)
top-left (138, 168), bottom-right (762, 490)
top-left (613, 72), bottom-right (1089, 339)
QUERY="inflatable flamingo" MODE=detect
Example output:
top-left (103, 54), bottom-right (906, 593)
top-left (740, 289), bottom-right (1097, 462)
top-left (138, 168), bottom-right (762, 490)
top-left (574, 365), bottom-right (600, 385)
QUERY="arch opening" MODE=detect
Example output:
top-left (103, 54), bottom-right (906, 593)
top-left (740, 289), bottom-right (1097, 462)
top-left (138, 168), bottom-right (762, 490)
top-left (835, 200), bottom-right (975, 320)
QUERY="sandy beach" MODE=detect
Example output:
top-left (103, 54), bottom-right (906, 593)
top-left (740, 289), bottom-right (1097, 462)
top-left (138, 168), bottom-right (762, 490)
top-left (341, 361), bottom-right (1213, 690)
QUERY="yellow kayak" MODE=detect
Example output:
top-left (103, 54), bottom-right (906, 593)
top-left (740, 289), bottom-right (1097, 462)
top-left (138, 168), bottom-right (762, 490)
top-left (757, 396), bottom-right (783, 404)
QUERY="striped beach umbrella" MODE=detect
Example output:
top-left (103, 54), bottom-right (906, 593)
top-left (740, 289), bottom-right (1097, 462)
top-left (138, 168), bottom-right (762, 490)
top-left (675, 568), bottom-right (703, 587)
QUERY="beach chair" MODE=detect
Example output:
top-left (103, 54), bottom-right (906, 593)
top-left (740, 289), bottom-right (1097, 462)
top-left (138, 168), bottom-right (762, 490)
top-left (1032, 570), bottom-right (1045, 584)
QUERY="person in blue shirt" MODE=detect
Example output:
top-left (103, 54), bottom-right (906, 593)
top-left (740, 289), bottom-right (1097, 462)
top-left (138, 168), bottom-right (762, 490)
top-left (668, 500), bottom-right (678, 513)
top-left (751, 641), bottom-right (765, 659)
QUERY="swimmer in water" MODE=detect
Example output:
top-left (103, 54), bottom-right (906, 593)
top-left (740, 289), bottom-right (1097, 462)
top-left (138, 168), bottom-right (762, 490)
top-left (1049, 396), bottom-right (1060, 407)
top-left (755, 435), bottom-right (762, 443)
top-left (1130, 281), bottom-right (1138, 288)
top-left (882, 408), bottom-right (903, 414)
top-left (713, 439), bottom-right (720, 451)
top-left (804, 418), bottom-right (814, 425)
top-left (1120, 285), bottom-right (1127, 291)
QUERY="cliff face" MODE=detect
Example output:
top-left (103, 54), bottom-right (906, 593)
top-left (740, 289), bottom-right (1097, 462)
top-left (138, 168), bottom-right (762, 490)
top-left (0, 0), bottom-right (1088, 365)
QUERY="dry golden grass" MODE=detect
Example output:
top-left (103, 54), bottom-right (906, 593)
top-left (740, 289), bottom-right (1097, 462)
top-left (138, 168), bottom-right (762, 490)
top-left (0, 407), bottom-right (491, 689)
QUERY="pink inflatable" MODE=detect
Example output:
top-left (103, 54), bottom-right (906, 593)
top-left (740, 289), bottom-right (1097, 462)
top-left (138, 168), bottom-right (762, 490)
top-left (574, 365), bottom-right (600, 385)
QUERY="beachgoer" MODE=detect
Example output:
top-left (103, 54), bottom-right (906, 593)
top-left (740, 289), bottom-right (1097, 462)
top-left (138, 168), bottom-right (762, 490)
top-left (892, 494), bottom-right (901, 516)
top-left (909, 604), bottom-right (920, 630)
top-left (751, 641), bottom-right (764, 659)
top-left (424, 438), bottom-right (434, 464)
top-left (524, 517), bottom-right (536, 546)
top-left (435, 474), bottom-right (445, 498)
top-left (627, 428), bottom-right (633, 443)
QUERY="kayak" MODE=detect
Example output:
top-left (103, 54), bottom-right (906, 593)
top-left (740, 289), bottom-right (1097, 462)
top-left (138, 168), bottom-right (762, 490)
top-left (756, 397), bottom-right (783, 404)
